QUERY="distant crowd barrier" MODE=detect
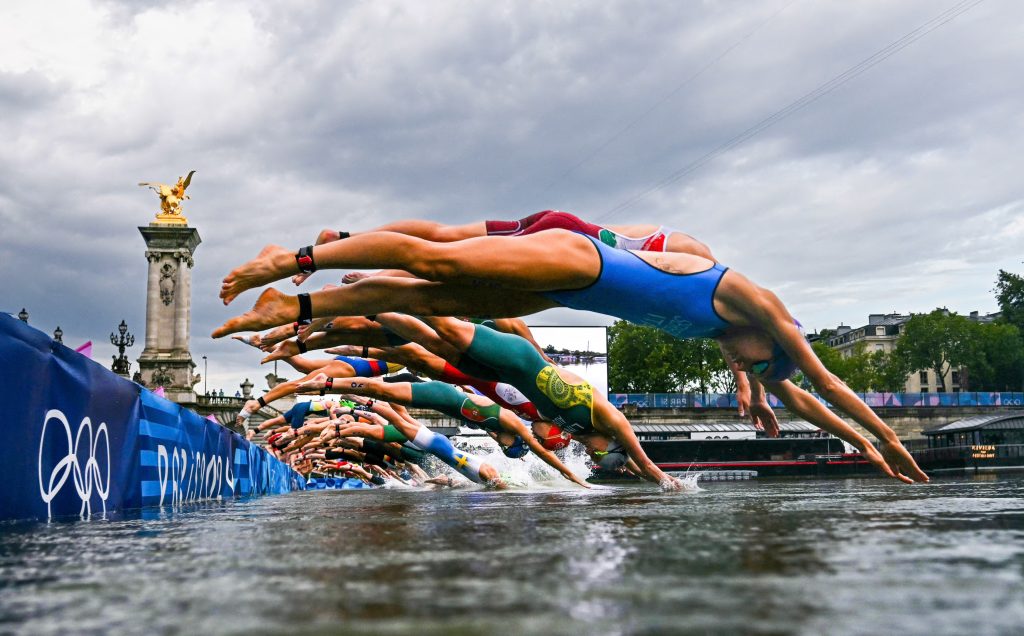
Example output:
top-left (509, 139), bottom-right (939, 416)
top-left (0, 314), bottom-right (304, 522)
top-left (610, 391), bottom-right (1024, 410)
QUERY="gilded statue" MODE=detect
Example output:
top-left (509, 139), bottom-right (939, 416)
top-left (139, 170), bottom-right (195, 224)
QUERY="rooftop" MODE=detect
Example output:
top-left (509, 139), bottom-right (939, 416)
top-left (922, 411), bottom-right (1024, 435)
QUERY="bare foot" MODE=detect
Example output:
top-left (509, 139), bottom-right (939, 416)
top-left (261, 340), bottom-right (300, 364)
top-left (342, 271), bottom-right (372, 284)
top-left (220, 245), bottom-right (297, 305)
top-left (296, 372), bottom-right (329, 394)
top-left (212, 288), bottom-right (299, 338)
top-left (260, 323), bottom-right (298, 348)
top-left (231, 334), bottom-right (264, 349)
top-left (297, 316), bottom-right (332, 341)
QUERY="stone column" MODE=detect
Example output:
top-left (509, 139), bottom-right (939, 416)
top-left (183, 254), bottom-right (193, 355)
top-left (144, 251), bottom-right (161, 352)
top-left (173, 250), bottom-right (189, 352)
top-left (138, 224), bottom-right (202, 406)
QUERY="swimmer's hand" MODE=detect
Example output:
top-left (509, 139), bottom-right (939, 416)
top-left (660, 476), bottom-right (685, 491)
top-left (296, 372), bottom-right (330, 394)
top-left (737, 385), bottom-right (751, 420)
top-left (879, 439), bottom-right (930, 484)
top-left (857, 441), bottom-right (904, 482)
top-left (748, 400), bottom-right (779, 437)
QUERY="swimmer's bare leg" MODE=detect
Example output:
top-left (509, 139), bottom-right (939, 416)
top-left (294, 222), bottom-right (486, 285)
top-left (219, 229), bottom-right (595, 304)
top-left (213, 277), bottom-right (556, 338)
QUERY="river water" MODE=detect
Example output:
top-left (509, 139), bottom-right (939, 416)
top-left (2, 474), bottom-right (1023, 635)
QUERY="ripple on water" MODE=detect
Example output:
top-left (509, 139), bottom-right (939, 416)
top-left (1, 474), bottom-right (1023, 635)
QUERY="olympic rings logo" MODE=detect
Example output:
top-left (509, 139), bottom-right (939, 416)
top-left (37, 408), bottom-right (111, 519)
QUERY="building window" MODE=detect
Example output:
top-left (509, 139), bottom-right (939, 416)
top-left (876, 326), bottom-right (886, 336)
top-left (951, 371), bottom-right (961, 385)
top-left (875, 344), bottom-right (884, 352)
top-left (919, 370), bottom-right (928, 385)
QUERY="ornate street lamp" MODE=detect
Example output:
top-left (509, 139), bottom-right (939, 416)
top-left (18, 308), bottom-right (28, 323)
top-left (110, 320), bottom-right (135, 376)
top-left (202, 355), bottom-right (208, 396)
top-left (240, 378), bottom-right (254, 399)
top-left (53, 326), bottom-right (63, 343)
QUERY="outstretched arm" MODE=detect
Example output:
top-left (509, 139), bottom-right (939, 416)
top-left (745, 375), bottom-right (779, 436)
top-left (592, 399), bottom-right (681, 489)
top-left (500, 413), bottom-right (589, 488)
top-left (764, 379), bottom-right (907, 483)
top-left (720, 342), bottom-right (752, 421)
top-left (739, 285), bottom-right (927, 483)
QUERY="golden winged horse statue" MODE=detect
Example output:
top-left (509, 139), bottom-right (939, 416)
top-left (139, 170), bottom-right (196, 221)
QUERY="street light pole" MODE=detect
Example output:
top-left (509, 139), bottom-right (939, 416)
top-left (202, 355), bottom-right (208, 396)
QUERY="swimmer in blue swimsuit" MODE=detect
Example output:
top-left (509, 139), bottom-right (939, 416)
top-left (216, 226), bottom-right (928, 484)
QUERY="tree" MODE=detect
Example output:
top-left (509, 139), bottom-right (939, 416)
top-left (808, 341), bottom-right (878, 392)
top-left (870, 348), bottom-right (911, 392)
top-left (962, 321), bottom-right (1024, 391)
top-left (995, 269), bottom-right (1024, 333)
top-left (608, 322), bottom-right (683, 392)
top-left (899, 309), bottom-right (974, 392)
top-left (607, 321), bottom-right (730, 393)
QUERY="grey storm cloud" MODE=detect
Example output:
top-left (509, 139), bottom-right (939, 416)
top-left (1, 0), bottom-right (1021, 390)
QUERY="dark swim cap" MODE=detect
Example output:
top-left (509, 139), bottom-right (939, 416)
top-left (592, 440), bottom-right (628, 471)
top-left (503, 436), bottom-right (530, 459)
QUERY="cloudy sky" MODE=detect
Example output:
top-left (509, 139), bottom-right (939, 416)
top-left (2, 0), bottom-right (1021, 393)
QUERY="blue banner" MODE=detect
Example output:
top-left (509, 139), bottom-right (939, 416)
top-left (0, 314), bottom-right (302, 522)
top-left (609, 391), bottom-right (1024, 409)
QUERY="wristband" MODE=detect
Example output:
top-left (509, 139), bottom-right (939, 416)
top-left (257, 396), bottom-right (267, 408)
top-left (295, 245), bottom-right (316, 273)
top-left (319, 377), bottom-right (334, 396)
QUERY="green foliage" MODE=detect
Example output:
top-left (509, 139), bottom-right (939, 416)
top-left (870, 348), bottom-right (911, 392)
top-left (962, 321), bottom-right (1024, 391)
top-left (607, 321), bottom-right (730, 393)
top-left (809, 341), bottom-right (886, 392)
top-left (995, 269), bottom-right (1024, 332)
top-left (899, 309), bottom-right (974, 392)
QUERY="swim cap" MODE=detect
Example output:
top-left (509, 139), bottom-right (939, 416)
top-left (593, 441), bottom-right (628, 471)
top-left (537, 423), bottom-right (572, 451)
top-left (503, 436), bottom-right (530, 458)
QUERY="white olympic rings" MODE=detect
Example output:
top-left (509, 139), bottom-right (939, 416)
top-left (37, 408), bottom-right (110, 519)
